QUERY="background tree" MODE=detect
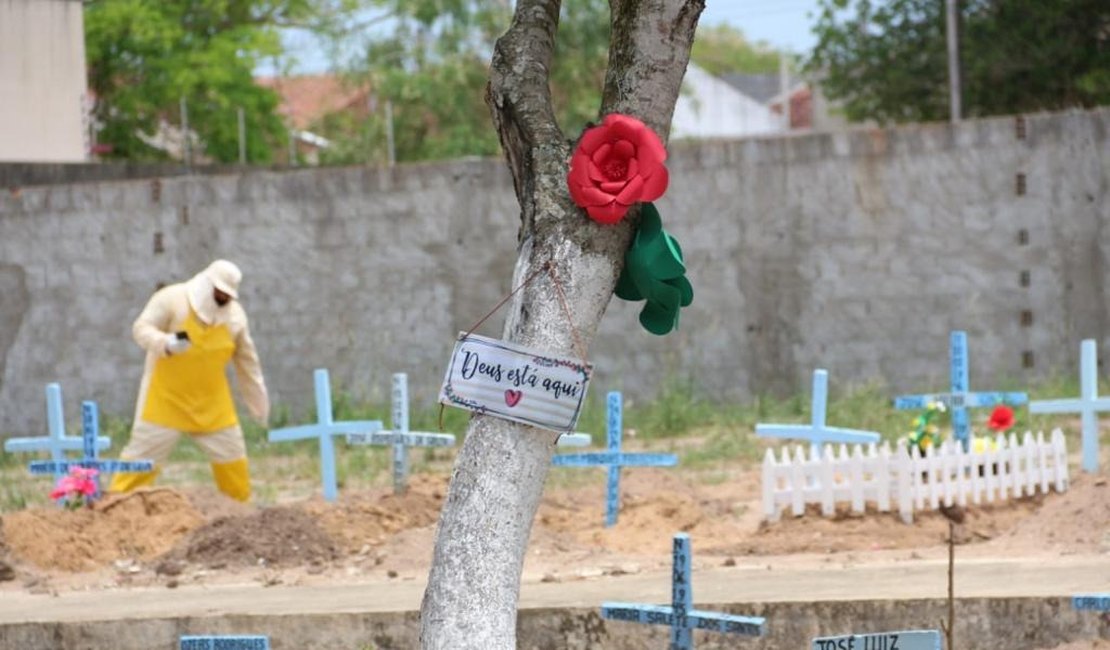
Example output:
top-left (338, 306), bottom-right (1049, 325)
top-left (807, 0), bottom-right (1110, 123)
top-left (691, 22), bottom-right (780, 76)
top-left (320, 0), bottom-right (612, 164)
top-left (418, 0), bottom-right (703, 648)
top-left (85, 0), bottom-right (363, 162)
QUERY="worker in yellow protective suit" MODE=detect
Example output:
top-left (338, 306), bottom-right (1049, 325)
top-left (108, 260), bottom-right (269, 501)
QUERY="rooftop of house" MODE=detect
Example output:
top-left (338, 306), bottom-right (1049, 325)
top-left (255, 75), bottom-right (370, 130)
top-left (719, 73), bottom-right (781, 104)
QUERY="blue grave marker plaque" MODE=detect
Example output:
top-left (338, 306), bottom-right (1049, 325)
top-left (812, 630), bottom-right (942, 650)
top-left (179, 635), bottom-right (270, 650)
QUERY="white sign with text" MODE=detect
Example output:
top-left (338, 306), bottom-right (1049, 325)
top-left (812, 630), bottom-right (942, 650)
top-left (439, 333), bottom-right (592, 434)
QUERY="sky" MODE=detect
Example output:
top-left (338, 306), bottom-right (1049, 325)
top-left (701, 0), bottom-right (823, 53)
top-left (269, 0), bottom-right (823, 75)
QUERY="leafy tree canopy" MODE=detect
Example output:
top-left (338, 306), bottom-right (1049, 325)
top-left (86, 0), bottom-right (362, 162)
top-left (319, 0), bottom-right (612, 164)
top-left (806, 0), bottom-right (1110, 123)
top-left (690, 23), bottom-right (780, 76)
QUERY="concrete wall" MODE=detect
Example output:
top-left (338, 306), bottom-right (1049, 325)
top-left (0, 108), bottom-right (1108, 435)
top-left (0, 597), bottom-right (1105, 649)
top-left (0, 0), bottom-right (89, 163)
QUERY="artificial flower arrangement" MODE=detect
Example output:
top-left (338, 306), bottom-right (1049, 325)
top-left (566, 113), bottom-right (692, 336)
top-left (49, 466), bottom-right (99, 510)
top-left (905, 402), bottom-right (1015, 455)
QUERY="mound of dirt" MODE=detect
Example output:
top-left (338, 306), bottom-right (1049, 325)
top-left (990, 474), bottom-right (1110, 554)
top-left (163, 506), bottom-right (338, 569)
top-left (1, 488), bottom-right (205, 572)
top-left (303, 474), bottom-right (447, 553)
top-left (731, 495), bottom-right (1043, 556)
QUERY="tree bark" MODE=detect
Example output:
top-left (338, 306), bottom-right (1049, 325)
top-left (419, 1), bottom-right (703, 648)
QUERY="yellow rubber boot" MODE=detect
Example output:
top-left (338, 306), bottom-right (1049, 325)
top-left (211, 457), bottom-right (251, 502)
top-left (108, 468), bottom-right (159, 494)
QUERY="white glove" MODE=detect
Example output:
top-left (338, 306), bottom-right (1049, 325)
top-left (165, 333), bottom-right (191, 355)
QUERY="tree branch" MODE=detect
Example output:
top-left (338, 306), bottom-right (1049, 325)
top-left (486, 0), bottom-right (564, 241)
top-left (604, 0), bottom-right (706, 139)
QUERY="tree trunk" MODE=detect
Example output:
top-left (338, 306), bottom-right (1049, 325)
top-left (419, 1), bottom-right (704, 648)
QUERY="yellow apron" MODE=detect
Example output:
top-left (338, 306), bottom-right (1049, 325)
top-left (142, 309), bottom-right (238, 433)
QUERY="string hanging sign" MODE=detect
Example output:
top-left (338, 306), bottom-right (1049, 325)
top-left (438, 261), bottom-right (593, 434)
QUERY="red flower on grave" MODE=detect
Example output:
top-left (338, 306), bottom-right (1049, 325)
top-left (566, 114), bottom-right (670, 225)
top-left (987, 405), bottom-right (1014, 432)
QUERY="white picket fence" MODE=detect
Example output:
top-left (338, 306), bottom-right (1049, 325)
top-left (762, 430), bottom-right (1069, 523)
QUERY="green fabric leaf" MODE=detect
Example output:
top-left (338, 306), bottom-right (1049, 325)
top-left (615, 202), bottom-right (694, 335)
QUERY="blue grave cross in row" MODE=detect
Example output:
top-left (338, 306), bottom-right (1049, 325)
top-left (27, 401), bottom-right (153, 498)
top-left (345, 373), bottom-right (456, 494)
top-left (4, 383), bottom-right (110, 477)
top-left (894, 331), bottom-right (1028, 448)
top-left (268, 369), bottom-right (384, 502)
top-left (552, 391), bottom-right (677, 527)
top-left (1031, 340), bottom-right (1109, 473)
top-left (602, 533), bottom-right (765, 650)
top-left (756, 369), bottom-right (880, 458)
top-left (180, 635), bottom-right (270, 650)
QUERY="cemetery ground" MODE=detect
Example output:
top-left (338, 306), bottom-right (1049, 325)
top-left (1, 378), bottom-right (1109, 649)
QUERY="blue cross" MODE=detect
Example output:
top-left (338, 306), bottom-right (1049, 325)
top-left (4, 383), bottom-right (110, 477)
top-left (894, 331), bottom-right (1028, 448)
top-left (756, 369), bottom-right (880, 458)
top-left (180, 635), bottom-right (270, 650)
top-left (268, 369), bottom-right (384, 502)
top-left (28, 401), bottom-right (153, 498)
top-left (602, 533), bottom-right (765, 649)
top-left (552, 391), bottom-right (677, 527)
top-left (1031, 340), bottom-right (1108, 473)
top-left (344, 373), bottom-right (456, 494)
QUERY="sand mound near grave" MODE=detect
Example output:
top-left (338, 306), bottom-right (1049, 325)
top-left (989, 473), bottom-right (1110, 554)
top-left (161, 506), bottom-right (339, 569)
top-left (303, 474), bottom-right (447, 553)
top-left (1, 488), bottom-right (205, 572)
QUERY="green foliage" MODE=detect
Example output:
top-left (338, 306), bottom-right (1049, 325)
top-left (320, 0), bottom-right (611, 163)
top-left (84, 0), bottom-right (361, 162)
top-left (806, 0), bottom-right (1110, 123)
top-left (690, 23), bottom-right (780, 76)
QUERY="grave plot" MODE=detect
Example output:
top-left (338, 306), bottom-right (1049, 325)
top-left (762, 432), bottom-right (1069, 523)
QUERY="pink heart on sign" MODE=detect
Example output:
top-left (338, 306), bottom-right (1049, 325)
top-left (504, 390), bottom-right (523, 407)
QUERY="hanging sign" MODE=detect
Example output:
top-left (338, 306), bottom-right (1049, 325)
top-left (439, 333), bottom-right (592, 434)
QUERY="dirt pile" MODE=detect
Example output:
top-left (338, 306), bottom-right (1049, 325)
top-left (1, 488), bottom-right (204, 571)
top-left (990, 474), bottom-right (1110, 554)
top-left (304, 474), bottom-right (447, 553)
top-left (162, 506), bottom-right (339, 569)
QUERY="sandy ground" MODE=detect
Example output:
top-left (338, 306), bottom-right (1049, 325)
top-left (1, 463), bottom-right (1108, 597)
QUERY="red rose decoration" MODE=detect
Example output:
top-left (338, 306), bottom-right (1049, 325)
top-left (987, 405), bottom-right (1014, 432)
top-left (567, 113), bottom-right (670, 225)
